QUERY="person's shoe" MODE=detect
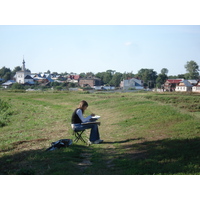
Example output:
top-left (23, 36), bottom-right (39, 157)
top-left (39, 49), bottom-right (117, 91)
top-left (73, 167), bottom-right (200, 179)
top-left (91, 139), bottom-right (103, 144)
top-left (88, 140), bottom-right (92, 145)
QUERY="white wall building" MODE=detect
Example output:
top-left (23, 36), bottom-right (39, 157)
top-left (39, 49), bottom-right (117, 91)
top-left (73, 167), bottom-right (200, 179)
top-left (15, 58), bottom-right (31, 84)
top-left (120, 78), bottom-right (144, 90)
top-left (175, 80), bottom-right (193, 92)
top-left (192, 81), bottom-right (200, 92)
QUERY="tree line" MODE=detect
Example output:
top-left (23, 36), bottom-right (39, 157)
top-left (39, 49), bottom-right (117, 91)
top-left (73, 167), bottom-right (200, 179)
top-left (0, 60), bottom-right (199, 89)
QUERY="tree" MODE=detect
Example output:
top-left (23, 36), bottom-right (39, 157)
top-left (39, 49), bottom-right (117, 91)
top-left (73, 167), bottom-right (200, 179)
top-left (109, 72), bottom-right (122, 87)
top-left (79, 72), bottom-right (86, 78)
top-left (137, 69), bottom-right (157, 88)
top-left (3, 72), bottom-right (11, 81)
top-left (11, 66), bottom-right (21, 78)
top-left (122, 72), bottom-right (135, 80)
top-left (12, 66), bottom-right (21, 73)
top-left (95, 71), bottom-right (113, 84)
top-left (11, 83), bottom-right (24, 90)
top-left (184, 60), bottom-right (199, 79)
top-left (102, 72), bottom-right (112, 84)
top-left (156, 74), bottom-right (168, 88)
top-left (156, 68), bottom-right (168, 88)
top-left (95, 72), bottom-right (104, 80)
top-left (161, 68), bottom-right (169, 75)
top-left (0, 67), bottom-right (11, 81)
top-left (85, 72), bottom-right (94, 78)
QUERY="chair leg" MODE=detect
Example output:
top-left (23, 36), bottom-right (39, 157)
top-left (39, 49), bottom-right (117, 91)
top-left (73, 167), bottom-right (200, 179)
top-left (73, 130), bottom-right (87, 144)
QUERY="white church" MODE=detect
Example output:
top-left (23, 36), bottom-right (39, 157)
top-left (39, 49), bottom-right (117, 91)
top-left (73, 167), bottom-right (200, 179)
top-left (15, 58), bottom-right (34, 84)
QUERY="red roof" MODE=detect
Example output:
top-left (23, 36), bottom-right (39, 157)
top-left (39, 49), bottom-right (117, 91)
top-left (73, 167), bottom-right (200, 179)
top-left (74, 75), bottom-right (80, 80)
top-left (69, 75), bottom-right (80, 80)
top-left (166, 79), bottom-right (183, 84)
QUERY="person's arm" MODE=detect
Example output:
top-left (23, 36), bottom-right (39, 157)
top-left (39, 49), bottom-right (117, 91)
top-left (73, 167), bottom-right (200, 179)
top-left (76, 109), bottom-right (93, 123)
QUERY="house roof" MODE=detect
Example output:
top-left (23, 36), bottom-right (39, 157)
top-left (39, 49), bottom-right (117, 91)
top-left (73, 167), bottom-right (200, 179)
top-left (179, 80), bottom-right (193, 87)
top-left (73, 75), bottom-right (80, 80)
top-left (166, 79), bottom-right (183, 84)
top-left (2, 80), bottom-right (16, 86)
top-left (194, 81), bottom-right (200, 87)
top-left (25, 75), bottom-right (33, 79)
top-left (79, 77), bottom-right (101, 81)
top-left (46, 77), bottom-right (54, 82)
top-left (188, 80), bottom-right (198, 85)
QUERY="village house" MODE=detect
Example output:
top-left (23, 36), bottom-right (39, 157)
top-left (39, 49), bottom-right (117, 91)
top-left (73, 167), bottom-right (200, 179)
top-left (188, 80), bottom-right (198, 86)
top-left (15, 59), bottom-right (32, 84)
top-left (79, 77), bottom-right (102, 88)
top-left (163, 79), bottom-right (183, 91)
top-left (175, 80), bottom-right (193, 92)
top-left (33, 74), bottom-right (54, 83)
top-left (2, 80), bottom-right (16, 88)
top-left (67, 75), bottom-right (80, 83)
top-left (120, 78), bottom-right (144, 90)
top-left (23, 75), bottom-right (35, 86)
top-left (192, 81), bottom-right (200, 93)
top-left (51, 74), bottom-right (66, 81)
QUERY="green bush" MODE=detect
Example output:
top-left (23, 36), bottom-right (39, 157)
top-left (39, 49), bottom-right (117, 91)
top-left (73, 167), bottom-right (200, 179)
top-left (0, 99), bottom-right (13, 127)
top-left (11, 82), bottom-right (24, 90)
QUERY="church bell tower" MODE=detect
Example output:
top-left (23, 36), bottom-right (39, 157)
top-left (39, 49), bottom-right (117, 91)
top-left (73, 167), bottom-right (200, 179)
top-left (22, 57), bottom-right (26, 71)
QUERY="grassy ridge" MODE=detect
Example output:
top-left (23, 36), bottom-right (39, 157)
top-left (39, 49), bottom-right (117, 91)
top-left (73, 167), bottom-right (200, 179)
top-left (0, 99), bottom-right (13, 127)
top-left (0, 91), bottom-right (200, 175)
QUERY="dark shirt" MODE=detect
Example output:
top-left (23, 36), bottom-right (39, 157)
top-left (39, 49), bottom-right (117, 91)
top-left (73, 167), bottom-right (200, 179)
top-left (71, 108), bottom-right (82, 124)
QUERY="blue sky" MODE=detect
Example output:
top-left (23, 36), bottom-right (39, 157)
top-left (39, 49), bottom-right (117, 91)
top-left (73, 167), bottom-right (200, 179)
top-left (0, 25), bottom-right (200, 75)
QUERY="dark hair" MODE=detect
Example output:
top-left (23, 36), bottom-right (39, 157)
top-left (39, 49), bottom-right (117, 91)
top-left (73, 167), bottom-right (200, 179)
top-left (78, 100), bottom-right (88, 113)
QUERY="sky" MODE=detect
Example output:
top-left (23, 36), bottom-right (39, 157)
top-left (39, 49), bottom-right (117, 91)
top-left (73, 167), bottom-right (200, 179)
top-left (1, 1), bottom-right (200, 77)
top-left (1, 25), bottom-right (200, 76)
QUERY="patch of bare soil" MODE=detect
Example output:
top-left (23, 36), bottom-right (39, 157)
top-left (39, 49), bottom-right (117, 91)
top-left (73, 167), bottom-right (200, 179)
top-left (0, 138), bottom-right (49, 153)
top-left (78, 152), bottom-right (93, 171)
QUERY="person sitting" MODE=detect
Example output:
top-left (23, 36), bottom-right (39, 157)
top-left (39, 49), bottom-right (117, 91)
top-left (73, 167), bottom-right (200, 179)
top-left (71, 100), bottom-right (103, 144)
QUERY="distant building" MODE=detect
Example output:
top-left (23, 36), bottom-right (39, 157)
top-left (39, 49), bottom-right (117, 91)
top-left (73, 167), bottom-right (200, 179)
top-left (188, 80), bottom-right (198, 86)
top-left (67, 75), bottom-right (80, 83)
top-left (163, 79), bottom-right (183, 91)
top-left (79, 77), bottom-right (102, 88)
top-left (2, 80), bottom-right (16, 88)
top-left (15, 58), bottom-right (32, 84)
top-left (120, 78), bottom-right (144, 90)
top-left (192, 81), bottom-right (200, 93)
top-left (175, 80), bottom-right (193, 92)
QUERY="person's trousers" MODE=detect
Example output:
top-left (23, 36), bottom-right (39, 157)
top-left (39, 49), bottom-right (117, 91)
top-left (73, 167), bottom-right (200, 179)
top-left (73, 123), bottom-right (100, 142)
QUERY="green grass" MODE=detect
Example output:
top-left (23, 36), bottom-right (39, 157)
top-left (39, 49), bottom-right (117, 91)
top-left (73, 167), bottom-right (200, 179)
top-left (0, 98), bottom-right (13, 127)
top-left (0, 90), bottom-right (200, 175)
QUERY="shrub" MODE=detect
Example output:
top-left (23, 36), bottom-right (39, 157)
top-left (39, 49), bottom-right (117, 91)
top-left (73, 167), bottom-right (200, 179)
top-left (0, 99), bottom-right (13, 127)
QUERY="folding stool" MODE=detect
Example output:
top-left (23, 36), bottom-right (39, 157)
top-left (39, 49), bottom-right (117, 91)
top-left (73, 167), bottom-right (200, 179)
top-left (73, 129), bottom-right (88, 145)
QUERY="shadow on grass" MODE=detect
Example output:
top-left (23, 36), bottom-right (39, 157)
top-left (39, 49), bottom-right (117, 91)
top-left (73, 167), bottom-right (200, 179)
top-left (88, 137), bottom-right (200, 175)
top-left (1, 137), bottom-right (200, 175)
top-left (103, 137), bottom-right (144, 144)
top-left (0, 144), bottom-right (89, 175)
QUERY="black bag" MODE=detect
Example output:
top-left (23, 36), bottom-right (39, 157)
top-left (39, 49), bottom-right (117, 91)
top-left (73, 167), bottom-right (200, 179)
top-left (46, 139), bottom-right (73, 151)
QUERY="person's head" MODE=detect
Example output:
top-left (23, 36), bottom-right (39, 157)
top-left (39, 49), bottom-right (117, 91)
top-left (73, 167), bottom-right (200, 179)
top-left (78, 100), bottom-right (88, 113)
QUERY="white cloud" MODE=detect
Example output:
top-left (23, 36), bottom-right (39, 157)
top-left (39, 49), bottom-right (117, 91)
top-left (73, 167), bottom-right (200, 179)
top-left (124, 42), bottom-right (132, 46)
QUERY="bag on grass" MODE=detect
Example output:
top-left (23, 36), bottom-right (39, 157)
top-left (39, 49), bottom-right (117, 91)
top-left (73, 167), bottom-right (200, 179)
top-left (46, 139), bottom-right (73, 151)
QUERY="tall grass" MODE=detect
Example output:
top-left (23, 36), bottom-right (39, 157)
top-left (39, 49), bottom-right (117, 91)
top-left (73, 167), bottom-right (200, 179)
top-left (0, 99), bottom-right (13, 127)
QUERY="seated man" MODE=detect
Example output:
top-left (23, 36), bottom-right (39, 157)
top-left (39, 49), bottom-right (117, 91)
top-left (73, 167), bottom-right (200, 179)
top-left (71, 100), bottom-right (103, 144)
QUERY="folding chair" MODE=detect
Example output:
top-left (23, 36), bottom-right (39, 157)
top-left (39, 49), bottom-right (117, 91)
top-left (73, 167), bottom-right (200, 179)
top-left (73, 129), bottom-right (89, 145)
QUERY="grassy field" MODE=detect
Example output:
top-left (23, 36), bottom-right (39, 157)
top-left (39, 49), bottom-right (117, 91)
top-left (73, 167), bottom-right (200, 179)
top-left (0, 90), bottom-right (200, 175)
